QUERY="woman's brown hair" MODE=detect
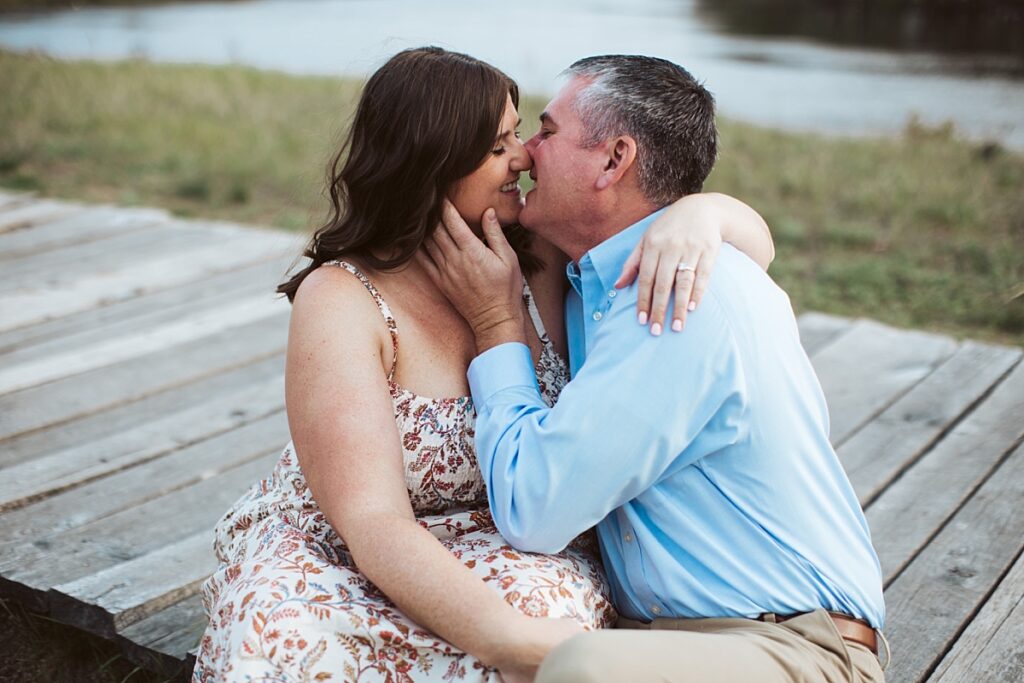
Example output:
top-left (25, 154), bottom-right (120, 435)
top-left (278, 47), bottom-right (539, 302)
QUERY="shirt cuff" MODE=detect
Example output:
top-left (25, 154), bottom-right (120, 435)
top-left (468, 342), bottom-right (539, 405)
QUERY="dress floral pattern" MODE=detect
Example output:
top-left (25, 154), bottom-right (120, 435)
top-left (193, 262), bottom-right (616, 683)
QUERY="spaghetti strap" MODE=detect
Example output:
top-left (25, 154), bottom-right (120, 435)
top-left (521, 278), bottom-right (551, 344)
top-left (322, 260), bottom-right (399, 381)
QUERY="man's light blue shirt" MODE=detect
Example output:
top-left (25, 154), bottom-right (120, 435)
top-left (467, 211), bottom-right (885, 628)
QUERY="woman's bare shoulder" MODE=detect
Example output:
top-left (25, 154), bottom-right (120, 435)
top-left (289, 263), bottom-right (391, 359)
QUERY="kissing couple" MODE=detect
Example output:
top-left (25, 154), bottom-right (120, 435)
top-left (194, 47), bottom-right (886, 683)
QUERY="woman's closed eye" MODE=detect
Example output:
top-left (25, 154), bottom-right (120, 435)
top-left (493, 129), bottom-right (523, 155)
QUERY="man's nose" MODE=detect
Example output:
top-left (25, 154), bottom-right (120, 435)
top-left (512, 137), bottom-right (534, 172)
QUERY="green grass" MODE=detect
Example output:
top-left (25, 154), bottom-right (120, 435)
top-left (709, 117), bottom-right (1024, 344)
top-left (0, 50), bottom-right (361, 230)
top-left (1, 49), bottom-right (1022, 345)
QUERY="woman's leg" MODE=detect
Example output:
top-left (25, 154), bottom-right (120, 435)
top-left (194, 516), bottom-right (499, 683)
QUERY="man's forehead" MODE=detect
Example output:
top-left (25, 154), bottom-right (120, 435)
top-left (540, 76), bottom-right (587, 124)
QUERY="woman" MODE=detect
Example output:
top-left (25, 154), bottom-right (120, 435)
top-left (194, 47), bottom-right (773, 683)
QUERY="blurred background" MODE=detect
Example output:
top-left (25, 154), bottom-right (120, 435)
top-left (2, 0), bottom-right (1023, 142)
top-left (0, 0), bottom-right (1022, 344)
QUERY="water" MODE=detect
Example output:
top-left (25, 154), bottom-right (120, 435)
top-left (697, 0), bottom-right (1024, 72)
top-left (1, 0), bottom-right (1022, 148)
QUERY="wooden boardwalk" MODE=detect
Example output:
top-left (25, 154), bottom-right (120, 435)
top-left (0, 191), bottom-right (1021, 682)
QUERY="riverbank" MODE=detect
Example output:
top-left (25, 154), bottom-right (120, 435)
top-left (2, 49), bottom-right (1021, 345)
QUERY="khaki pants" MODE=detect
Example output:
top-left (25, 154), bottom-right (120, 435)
top-left (535, 610), bottom-right (887, 683)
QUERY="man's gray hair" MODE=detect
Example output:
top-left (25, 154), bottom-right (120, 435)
top-left (563, 55), bottom-right (718, 206)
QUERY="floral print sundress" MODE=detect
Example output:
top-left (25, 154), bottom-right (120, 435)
top-left (193, 261), bottom-right (616, 683)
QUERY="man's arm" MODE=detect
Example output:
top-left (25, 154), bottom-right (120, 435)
top-left (469, 292), bottom-right (748, 553)
top-left (420, 204), bottom-right (749, 551)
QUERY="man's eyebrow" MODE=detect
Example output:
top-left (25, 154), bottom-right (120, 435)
top-left (539, 111), bottom-right (555, 126)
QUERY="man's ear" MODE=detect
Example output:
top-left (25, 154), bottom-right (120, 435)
top-left (595, 136), bottom-right (638, 191)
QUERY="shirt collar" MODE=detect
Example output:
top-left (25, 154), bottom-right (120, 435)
top-left (566, 208), bottom-right (667, 296)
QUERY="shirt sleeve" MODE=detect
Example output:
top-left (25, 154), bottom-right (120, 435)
top-left (467, 291), bottom-right (749, 553)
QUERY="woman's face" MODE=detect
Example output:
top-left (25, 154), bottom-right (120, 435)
top-left (449, 94), bottom-right (531, 231)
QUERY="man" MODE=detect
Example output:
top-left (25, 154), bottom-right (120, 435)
top-left (425, 55), bottom-right (886, 682)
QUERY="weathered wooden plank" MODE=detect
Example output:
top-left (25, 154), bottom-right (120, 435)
top-left (929, 550), bottom-right (1024, 683)
top-left (809, 319), bottom-right (958, 446)
top-left (0, 353), bottom-right (283, 469)
top-left (0, 191), bottom-right (34, 212)
top-left (0, 199), bottom-right (80, 234)
top-left (0, 225), bottom-right (296, 332)
top-left (866, 362), bottom-right (1024, 584)
top-left (0, 189), bottom-right (30, 202)
top-left (839, 342), bottom-right (1022, 505)
top-left (0, 217), bottom-right (274, 287)
top-left (797, 312), bottom-right (853, 357)
top-left (0, 413), bottom-right (286, 565)
top-left (0, 410), bottom-right (288, 551)
top-left (0, 219), bottom-right (202, 284)
top-left (882, 442), bottom-right (1024, 683)
top-left (0, 370), bottom-right (285, 511)
top-left (0, 261), bottom-right (281, 365)
top-left (119, 592), bottom-right (206, 654)
top-left (50, 530), bottom-right (215, 638)
top-left (0, 205), bottom-right (169, 260)
top-left (0, 311), bottom-right (289, 442)
top-left (0, 292), bottom-right (286, 396)
top-left (116, 594), bottom-right (205, 678)
top-left (0, 452), bottom-right (278, 606)
top-left (0, 254), bottom-right (294, 356)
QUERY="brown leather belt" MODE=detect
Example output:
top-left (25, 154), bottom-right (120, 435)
top-left (760, 611), bottom-right (877, 655)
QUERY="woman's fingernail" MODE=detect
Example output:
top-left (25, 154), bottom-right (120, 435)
top-left (651, 322), bottom-right (662, 336)
top-left (672, 319), bottom-right (683, 332)
top-left (638, 312), bottom-right (648, 325)
top-left (688, 301), bottom-right (697, 311)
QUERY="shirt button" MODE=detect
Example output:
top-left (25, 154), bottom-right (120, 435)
top-left (624, 533), bottom-right (634, 542)
top-left (608, 290), bottom-right (617, 298)
top-left (592, 311), bottom-right (603, 321)
top-left (651, 606), bottom-right (662, 615)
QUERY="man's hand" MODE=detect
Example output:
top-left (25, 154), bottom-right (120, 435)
top-left (491, 616), bottom-right (585, 683)
top-left (417, 200), bottom-right (527, 354)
